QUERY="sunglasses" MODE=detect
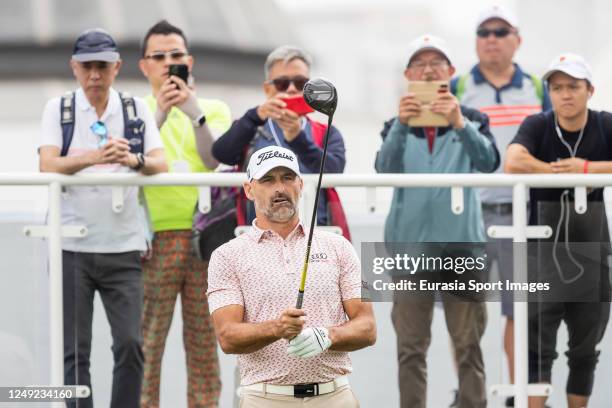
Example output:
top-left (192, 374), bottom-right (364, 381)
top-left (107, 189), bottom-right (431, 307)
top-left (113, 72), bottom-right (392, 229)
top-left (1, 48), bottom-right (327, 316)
top-left (476, 27), bottom-right (513, 38)
top-left (145, 50), bottom-right (188, 62)
top-left (267, 76), bottom-right (309, 92)
top-left (90, 121), bottom-right (108, 147)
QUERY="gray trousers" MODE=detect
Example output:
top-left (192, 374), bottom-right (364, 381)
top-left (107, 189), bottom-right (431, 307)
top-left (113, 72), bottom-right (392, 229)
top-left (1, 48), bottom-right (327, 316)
top-left (392, 294), bottom-right (487, 408)
top-left (63, 251), bottom-right (144, 408)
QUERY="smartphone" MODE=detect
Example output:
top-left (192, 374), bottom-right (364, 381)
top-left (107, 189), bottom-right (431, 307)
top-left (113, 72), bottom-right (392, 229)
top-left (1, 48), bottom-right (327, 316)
top-left (168, 64), bottom-right (189, 86)
top-left (406, 80), bottom-right (450, 127)
top-left (281, 96), bottom-right (314, 116)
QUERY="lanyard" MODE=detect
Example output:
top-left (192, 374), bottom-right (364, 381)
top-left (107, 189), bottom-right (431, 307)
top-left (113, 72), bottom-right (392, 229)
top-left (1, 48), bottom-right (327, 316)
top-left (267, 118), bottom-right (307, 147)
top-left (551, 112), bottom-right (587, 283)
top-left (554, 113), bottom-right (585, 158)
top-left (424, 127), bottom-right (437, 154)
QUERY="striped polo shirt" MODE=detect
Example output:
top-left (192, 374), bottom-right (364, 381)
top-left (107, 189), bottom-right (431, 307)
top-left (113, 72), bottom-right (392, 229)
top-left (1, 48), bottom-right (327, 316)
top-left (451, 64), bottom-right (551, 203)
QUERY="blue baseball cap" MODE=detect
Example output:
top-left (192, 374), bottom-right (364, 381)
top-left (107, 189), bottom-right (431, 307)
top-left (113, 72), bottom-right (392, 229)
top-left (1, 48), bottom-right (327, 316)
top-left (72, 28), bottom-right (120, 62)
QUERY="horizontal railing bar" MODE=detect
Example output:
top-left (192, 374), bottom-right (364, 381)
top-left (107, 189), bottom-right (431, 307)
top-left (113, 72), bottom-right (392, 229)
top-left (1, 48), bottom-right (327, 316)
top-left (1, 172), bottom-right (612, 188)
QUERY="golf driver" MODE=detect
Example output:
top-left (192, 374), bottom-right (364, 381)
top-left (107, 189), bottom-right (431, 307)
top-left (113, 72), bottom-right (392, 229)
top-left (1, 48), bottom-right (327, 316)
top-left (295, 78), bottom-right (338, 309)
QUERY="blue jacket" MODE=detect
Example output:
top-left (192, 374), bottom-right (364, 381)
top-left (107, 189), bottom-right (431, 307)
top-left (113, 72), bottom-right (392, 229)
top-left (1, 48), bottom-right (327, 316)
top-left (375, 106), bottom-right (500, 243)
top-left (212, 108), bottom-right (346, 225)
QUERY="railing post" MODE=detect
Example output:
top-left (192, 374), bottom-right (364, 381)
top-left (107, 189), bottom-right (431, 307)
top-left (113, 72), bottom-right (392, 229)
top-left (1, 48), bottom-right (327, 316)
top-left (48, 181), bottom-right (64, 395)
top-left (301, 180), bottom-right (317, 232)
top-left (512, 183), bottom-right (528, 408)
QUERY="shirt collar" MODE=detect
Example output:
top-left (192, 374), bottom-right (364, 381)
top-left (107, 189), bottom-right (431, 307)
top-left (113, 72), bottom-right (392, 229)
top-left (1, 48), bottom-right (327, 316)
top-left (471, 63), bottom-right (525, 89)
top-left (250, 219), bottom-right (306, 243)
top-left (76, 87), bottom-right (120, 119)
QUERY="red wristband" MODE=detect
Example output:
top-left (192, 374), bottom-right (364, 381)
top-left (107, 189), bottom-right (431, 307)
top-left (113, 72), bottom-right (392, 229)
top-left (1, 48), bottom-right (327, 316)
top-left (583, 160), bottom-right (589, 174)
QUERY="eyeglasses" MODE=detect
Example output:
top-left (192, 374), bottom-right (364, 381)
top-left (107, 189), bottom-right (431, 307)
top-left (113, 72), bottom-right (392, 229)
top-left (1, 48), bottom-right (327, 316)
top-left (144, 50), bottom-right (188, 62)
top-left (90, 121), bottom-right (108, 147)
top-left (476, 27), bottom-right (514, 38)
top-left (408, 59), bottom-right (448, 71)
top-left (267, 76), bottom-right (309, 92)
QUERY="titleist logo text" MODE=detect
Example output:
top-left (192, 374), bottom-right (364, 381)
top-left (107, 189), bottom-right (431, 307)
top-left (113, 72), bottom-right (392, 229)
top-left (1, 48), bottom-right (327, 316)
top-left (256, 150), bottom-right (295, 166)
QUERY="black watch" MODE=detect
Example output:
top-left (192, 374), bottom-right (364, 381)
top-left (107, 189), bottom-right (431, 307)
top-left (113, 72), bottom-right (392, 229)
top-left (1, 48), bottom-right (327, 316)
top-left (132, 153), bottom-right (145, 170)
top-left (193, 113), bottom-right (207, 127)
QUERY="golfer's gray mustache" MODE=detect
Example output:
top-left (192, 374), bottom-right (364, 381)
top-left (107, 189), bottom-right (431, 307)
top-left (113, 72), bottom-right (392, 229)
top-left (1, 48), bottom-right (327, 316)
top-left (271, 194), bottom-right (292, 204)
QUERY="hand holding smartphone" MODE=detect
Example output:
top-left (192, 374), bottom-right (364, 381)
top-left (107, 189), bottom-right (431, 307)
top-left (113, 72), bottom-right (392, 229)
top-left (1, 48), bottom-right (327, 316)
top-left (406, 80), bottom-right (450, 127)
top-left (280, 96), bottom-right (314, 116)
top-left (168, 64), bottom-right (189, 87)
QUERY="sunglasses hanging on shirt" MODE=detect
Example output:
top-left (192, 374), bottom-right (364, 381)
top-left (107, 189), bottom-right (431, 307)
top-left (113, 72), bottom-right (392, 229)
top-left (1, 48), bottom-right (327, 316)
top-left (90, 120), bottom-right (108, 148)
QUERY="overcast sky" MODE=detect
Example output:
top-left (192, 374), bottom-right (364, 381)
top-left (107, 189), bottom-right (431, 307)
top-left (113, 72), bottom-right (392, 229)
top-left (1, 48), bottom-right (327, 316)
top-left (276, 0), bottom-right (517, 35)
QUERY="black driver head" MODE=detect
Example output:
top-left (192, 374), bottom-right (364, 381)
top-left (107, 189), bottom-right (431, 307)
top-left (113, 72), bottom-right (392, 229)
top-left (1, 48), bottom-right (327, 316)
top-left (303, 78), bottom-right (337, 116)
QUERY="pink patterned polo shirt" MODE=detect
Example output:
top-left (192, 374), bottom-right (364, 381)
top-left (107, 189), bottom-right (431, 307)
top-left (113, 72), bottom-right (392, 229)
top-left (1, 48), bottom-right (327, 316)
top-left (207, 220), bottom-right (362, 385)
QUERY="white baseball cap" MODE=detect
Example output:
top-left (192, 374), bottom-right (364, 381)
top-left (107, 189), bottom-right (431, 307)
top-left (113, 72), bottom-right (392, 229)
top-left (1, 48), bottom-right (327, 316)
top-left (406, 34), bottom-right (452, 66)
top-left (476, 5), bottom-right (518, 29)
top-left (246, 146), bottom-right (301, 181)
top-left (542, 53), bottom-right (593, 84)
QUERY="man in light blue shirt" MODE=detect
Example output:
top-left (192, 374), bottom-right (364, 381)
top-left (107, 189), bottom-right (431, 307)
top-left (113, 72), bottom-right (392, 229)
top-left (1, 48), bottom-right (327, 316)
top-left (375, 34), bottom-right (499, 408)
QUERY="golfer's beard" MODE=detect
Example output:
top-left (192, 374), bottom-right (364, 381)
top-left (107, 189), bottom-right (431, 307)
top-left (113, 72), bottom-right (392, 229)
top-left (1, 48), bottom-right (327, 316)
top-left (268, 205), bottom-right (296, 222)
top-left (258, 196), bottom-right (297, 223)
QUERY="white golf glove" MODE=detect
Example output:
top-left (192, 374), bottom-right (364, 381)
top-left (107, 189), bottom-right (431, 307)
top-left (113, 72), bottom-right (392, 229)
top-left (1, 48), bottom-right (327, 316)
top-left (287, 327), bottom-right (332, 359)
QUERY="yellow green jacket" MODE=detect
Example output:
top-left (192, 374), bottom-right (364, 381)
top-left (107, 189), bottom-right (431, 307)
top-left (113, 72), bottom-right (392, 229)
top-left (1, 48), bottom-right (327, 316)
top-left (143, 95), bottom-right (231, 232)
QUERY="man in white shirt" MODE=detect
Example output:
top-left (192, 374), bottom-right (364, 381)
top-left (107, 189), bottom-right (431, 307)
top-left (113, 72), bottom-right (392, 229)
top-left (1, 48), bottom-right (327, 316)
top-left (38, 28), bottom-right (166, 408)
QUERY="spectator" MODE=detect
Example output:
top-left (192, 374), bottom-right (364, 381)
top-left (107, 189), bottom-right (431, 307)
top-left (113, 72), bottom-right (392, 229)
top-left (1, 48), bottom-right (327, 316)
top-left (450, 6), bottom-right (551, 406)
top-left (505, 53), bottom-right (611, 408)
top-left (208, 146), bottom-right (376, 407)
top-left (38, 28), bottom-right (167, 408)
top-left (375, 34), bottom-right (499, 408)
top-left (138, 20), bottom-right (232, 408)
top-left (211, 45), bottom-right (350, 239)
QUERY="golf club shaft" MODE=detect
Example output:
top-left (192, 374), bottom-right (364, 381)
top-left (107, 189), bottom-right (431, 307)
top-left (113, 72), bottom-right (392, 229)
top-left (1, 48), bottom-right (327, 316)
top-left (296, 115), bottom-right (334, 309)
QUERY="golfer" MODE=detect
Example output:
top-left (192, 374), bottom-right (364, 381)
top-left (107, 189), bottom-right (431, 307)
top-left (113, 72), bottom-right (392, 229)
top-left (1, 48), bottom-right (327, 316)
top-left (207, 146), bottom-right (376, 407)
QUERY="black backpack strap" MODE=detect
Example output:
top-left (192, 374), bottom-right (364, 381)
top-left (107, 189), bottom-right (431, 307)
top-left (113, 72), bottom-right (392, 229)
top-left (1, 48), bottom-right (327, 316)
top-left (119, 92), bottom-right (145, 154)
top-left (60, 91), bottom-right (76, 157)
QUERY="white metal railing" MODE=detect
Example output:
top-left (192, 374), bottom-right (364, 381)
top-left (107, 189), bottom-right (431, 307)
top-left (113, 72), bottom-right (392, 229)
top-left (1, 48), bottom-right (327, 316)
top-left (3, 172), bottom-right (612, 408)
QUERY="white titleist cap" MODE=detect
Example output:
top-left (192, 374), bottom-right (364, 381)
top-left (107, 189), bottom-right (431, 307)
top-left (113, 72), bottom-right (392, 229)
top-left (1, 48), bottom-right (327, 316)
top-left (247, 146), bottom-right (301, 181)
top-left (406, 34), bottom-right (452, 66)
top-left (542, 53), bottom-right (593, 84)
top-left (476, 5), bottom-right (518, 28)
